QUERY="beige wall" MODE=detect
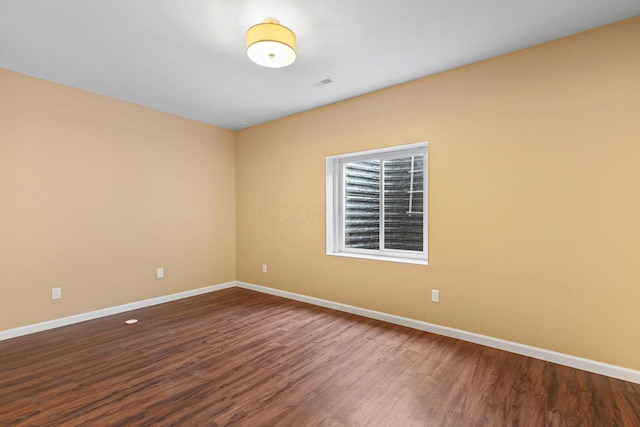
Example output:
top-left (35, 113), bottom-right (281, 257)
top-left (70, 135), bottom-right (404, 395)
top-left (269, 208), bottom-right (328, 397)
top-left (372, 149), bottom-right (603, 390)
top-left (0, 69), bottom-right (236, 330)
top-left (236, 17), bottom-right (640, 370)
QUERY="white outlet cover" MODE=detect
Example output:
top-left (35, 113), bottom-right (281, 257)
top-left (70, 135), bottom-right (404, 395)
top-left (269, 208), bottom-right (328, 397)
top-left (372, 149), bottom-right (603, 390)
top-left (431, 289), bottom-right (440, 303)
top-left (51, 287), bottom-right (61, 300)
top-left (157, 268), bottom-right (164, 278)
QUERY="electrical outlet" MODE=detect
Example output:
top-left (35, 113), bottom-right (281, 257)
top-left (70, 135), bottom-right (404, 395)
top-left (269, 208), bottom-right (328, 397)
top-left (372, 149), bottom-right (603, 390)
top-left (157, 268), bottom-right (164, 278)
top-left (262, 264), bottom-right (267, 273)
top-left (52, 287), bottom-right (61, 300)
top-left (431, 289), bottom-right (440, 303)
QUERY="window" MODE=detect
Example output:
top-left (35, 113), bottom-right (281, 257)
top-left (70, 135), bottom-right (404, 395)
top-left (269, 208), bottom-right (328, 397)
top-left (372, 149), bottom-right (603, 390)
top-left (326, 142), bottom-right (428, 265)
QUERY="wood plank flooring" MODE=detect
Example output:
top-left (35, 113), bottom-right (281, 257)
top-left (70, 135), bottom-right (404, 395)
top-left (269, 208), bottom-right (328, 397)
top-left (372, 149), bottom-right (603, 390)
top-left (1, 287), bottom-right (639, 426)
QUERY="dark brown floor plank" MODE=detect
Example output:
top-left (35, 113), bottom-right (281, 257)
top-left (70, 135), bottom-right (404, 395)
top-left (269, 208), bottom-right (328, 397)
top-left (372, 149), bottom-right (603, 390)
top-left (1, 287), bottom-right (639, 426)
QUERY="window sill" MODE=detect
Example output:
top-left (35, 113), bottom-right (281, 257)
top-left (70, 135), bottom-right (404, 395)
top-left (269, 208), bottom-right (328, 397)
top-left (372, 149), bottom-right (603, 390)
top-left (327, 251), bottom-right (428, 266)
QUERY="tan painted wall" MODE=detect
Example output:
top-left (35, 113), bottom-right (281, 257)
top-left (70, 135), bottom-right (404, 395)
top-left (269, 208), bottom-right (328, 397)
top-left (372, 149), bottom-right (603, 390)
top-left (0, 69), bottom-right (236, 330)
top-left (236, 17), bottom-right (640, 370)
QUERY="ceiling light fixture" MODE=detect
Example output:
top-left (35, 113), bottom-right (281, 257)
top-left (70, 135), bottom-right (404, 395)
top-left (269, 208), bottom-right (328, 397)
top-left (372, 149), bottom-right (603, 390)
top-left (246, 18), bottom-right (296, 68)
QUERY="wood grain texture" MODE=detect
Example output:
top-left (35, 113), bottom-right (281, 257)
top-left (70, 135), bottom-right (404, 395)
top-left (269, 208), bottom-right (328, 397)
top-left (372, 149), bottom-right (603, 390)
top-left (1, 287), bottom-right (639, 426)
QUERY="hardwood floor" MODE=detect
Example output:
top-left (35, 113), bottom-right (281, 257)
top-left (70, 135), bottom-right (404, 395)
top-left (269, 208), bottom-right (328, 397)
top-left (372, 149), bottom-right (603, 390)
top-left (1, 287), bottom-right (639, 426)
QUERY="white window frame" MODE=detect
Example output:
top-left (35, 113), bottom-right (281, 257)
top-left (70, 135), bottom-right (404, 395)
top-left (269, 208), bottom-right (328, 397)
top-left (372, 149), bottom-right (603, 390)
top-left (326, 141), bottom-right (428, 265)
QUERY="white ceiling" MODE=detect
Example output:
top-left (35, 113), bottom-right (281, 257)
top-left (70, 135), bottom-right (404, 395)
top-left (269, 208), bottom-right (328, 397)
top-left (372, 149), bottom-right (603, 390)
top-left (1, 1), bottom-right (639, 130)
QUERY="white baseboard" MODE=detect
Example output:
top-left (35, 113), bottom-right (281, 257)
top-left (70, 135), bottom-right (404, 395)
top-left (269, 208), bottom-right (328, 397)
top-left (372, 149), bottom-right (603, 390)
top-left (3, 280), bottom-right (638, 384)
top-left (0, 282), bottom-right (235, 341)
top-left (236, 281), bottom-right (640, 384)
